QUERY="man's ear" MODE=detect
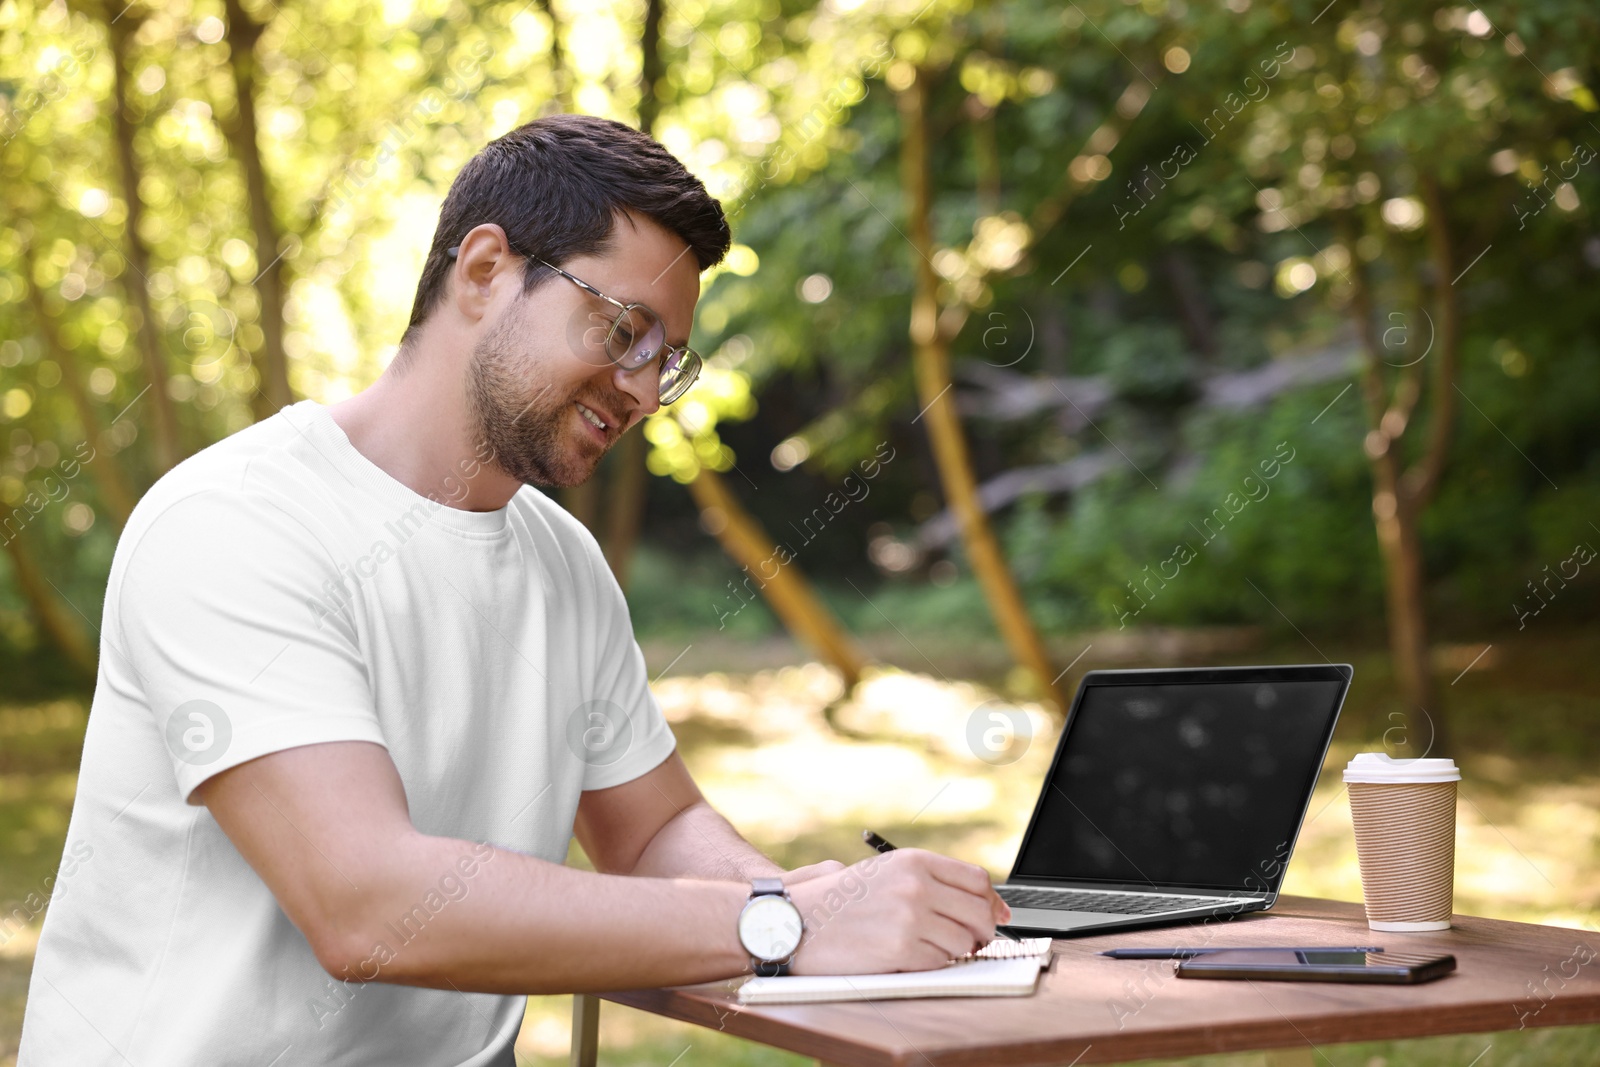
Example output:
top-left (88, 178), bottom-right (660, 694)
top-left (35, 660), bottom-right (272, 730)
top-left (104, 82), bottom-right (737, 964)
top-left (450, 224), bottom-right (522, 326)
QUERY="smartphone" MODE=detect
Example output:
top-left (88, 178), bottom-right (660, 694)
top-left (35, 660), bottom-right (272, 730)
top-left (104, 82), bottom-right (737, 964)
top-left (1175, 949), bottom-right (1456, 984)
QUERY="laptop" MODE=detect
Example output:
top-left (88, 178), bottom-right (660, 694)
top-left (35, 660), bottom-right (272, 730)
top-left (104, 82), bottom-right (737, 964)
top-left (995, 664), bottom-right (1351, 937)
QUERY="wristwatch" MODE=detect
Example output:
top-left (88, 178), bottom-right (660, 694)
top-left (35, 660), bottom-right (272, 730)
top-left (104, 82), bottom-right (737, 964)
top-left (737, 877), bottom-right (804, 977)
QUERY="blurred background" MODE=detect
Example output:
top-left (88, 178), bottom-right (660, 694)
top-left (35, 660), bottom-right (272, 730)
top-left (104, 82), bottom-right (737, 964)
top-left (2, 0), bottom-right (1598, 1062)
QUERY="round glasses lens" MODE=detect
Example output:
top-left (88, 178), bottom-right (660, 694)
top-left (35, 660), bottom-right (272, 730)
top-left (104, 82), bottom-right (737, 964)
top-left (658, 349), bottom-right (701, 403)
top-left (609, 305), bottom-right (665, 370)
top-left (577, 309), bottom-right (615, 368)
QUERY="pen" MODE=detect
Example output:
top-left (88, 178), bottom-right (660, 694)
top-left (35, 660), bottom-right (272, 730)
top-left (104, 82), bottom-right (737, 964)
top-left (1101, 945), bottom-right (1385, 960)
top-left (862, 830), bottom-right (1017, 940)
top-left (862, 830), bottom-right (897, 854)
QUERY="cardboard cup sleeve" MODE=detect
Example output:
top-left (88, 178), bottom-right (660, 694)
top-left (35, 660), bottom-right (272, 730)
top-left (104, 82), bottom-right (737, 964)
top-left (1347, 780), bottom-right (1457, 931)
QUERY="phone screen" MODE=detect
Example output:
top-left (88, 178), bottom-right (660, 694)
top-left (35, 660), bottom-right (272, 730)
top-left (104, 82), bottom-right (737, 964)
top-left (1298, 950), bottom-right (1371, 965)
top-left (1200, 950), bottom-right (1394, 966)
top-left (1189, 949), bottom-right (1380, 966)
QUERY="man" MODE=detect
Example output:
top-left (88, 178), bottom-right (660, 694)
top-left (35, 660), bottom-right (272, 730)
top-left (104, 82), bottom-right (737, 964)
top-left (20, 115), bottom-right (1008, 1065)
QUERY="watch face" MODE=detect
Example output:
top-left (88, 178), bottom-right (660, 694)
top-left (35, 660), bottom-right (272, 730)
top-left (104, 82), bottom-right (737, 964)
top-left (738, 895), bottom-right (803, 961)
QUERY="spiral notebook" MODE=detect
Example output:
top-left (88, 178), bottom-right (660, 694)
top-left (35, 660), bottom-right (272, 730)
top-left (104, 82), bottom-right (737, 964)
top-left (737, 938), bottom-right (1052, 1004)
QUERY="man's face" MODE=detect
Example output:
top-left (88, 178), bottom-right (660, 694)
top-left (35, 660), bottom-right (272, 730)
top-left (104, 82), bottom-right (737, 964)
top-left (464, 212), bottom-right (701, 488)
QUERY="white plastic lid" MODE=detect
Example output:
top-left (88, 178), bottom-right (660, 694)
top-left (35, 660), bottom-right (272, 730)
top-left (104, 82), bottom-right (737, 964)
top-left (1343, 751), bottom-right (1460, 784)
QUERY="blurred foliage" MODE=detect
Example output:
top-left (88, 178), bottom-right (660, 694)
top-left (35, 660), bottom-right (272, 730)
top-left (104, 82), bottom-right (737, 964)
top-left (705, 0), bottom-right (1600, 642)
top-left (1, 0), bottom-right (1598, 683)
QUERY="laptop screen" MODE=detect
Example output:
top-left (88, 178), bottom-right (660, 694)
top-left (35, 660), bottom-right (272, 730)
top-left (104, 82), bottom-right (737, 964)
top-left (1010, 669), bottom-right (1347, 893)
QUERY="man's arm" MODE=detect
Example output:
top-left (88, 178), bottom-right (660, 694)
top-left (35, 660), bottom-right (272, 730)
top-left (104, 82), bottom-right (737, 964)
top-left (573, 751), bottom-right (811, 882)
top-left (197, 741), bottom-right (1008, 994)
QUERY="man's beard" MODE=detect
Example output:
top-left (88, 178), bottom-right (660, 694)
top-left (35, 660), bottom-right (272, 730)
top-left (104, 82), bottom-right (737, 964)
top-left (464, 304), bottom-right (612, 489)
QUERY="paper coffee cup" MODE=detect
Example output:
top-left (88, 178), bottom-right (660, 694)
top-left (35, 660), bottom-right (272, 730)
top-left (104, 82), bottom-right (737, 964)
top-left (1343, 752), bottom-right (1459, 932)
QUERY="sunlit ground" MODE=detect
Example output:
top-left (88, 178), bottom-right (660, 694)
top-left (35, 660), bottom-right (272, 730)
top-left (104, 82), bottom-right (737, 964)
top-left (3, 632), bottom-right (1598, 1065)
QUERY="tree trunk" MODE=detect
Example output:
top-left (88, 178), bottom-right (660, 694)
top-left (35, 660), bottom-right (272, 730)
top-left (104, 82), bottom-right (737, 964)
top-left (0, 531), bottom-right (97, 678)
top-left (105, 5), bottom-right (184, 474)
top-left (1374, 495), bottom-right (1438, 749)
top-left (221, 0), bottom-right (295, 422)
top-left (601, 431), bottom-right (647, 588)
top-left (1162, 250), bottom-right (1216, 360)
top-left (897, 70), bottom-right (1066, 715)
top-left (1345, 210), bottom-right (1452, 757)
top-left (1405, 174), bottom-right (1461, 511)
top-left (561, 477), bottom-right (601, 532)
top-left (687, 468), bottom-right (864, 689)
top-left (22, 263), bottom-right (139, 526)
top-left (637, 0), bottom-right (664, 135)
top-left (534, 0), bottom-right (572, 113)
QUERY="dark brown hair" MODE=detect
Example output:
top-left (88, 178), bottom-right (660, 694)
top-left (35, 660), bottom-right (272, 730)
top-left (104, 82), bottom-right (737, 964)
top-left (397, 114), bottom-right (730, 356)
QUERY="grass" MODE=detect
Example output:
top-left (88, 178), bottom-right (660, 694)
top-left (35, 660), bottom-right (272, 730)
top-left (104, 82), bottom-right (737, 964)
top-left (2, 624), bottom-right (1598, 1065)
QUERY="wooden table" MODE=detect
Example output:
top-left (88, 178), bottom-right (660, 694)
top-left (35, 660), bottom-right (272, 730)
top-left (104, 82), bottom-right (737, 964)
top-left (574, 896), bottom-right (1600, 1066)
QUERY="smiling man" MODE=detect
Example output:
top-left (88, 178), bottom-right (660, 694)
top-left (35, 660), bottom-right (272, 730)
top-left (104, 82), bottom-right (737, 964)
top-left (19, 115), bottom-right (1007, 1066)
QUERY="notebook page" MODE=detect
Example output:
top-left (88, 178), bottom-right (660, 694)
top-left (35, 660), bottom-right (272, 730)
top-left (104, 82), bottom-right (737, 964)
top-left (737, 952), bottom-right (1049, 1005)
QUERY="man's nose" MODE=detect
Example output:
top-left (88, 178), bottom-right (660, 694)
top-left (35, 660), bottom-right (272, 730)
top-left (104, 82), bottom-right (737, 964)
top-left (611, 361), bottom-right (661, 425)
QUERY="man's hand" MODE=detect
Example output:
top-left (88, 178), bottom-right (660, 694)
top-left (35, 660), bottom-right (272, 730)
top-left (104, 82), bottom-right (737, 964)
top-left (781, 860), bottom-right (846, 885)
top-left (783, 849), bottom-right (1011, 975)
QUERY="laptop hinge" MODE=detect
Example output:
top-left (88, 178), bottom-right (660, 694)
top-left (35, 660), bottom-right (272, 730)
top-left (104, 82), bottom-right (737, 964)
top-left (1002, 879), bottom-right (1273, 900)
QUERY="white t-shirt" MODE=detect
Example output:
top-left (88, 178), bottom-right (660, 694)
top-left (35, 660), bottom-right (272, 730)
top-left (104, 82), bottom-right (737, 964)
top-left (19, 399), bottom-right (676, 1066)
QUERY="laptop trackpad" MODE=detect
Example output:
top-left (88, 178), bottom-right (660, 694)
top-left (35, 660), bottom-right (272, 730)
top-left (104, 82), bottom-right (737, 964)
top-left (1006, 907), bottom-right (1131, 930)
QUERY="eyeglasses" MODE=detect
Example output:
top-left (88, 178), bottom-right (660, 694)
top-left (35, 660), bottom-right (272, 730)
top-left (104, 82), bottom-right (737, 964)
top-left (447, 242), bottom-right (702, 404)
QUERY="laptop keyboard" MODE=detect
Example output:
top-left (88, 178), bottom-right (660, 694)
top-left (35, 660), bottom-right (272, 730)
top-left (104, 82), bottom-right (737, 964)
top-left (997, 886), bottom-right (1242, 916)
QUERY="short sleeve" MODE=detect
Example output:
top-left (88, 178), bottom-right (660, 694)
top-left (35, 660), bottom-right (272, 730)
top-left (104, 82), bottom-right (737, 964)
top-left (115, 489), bottom-right (386, 803)
top-left (577, 542), bottom-right (677, 793)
